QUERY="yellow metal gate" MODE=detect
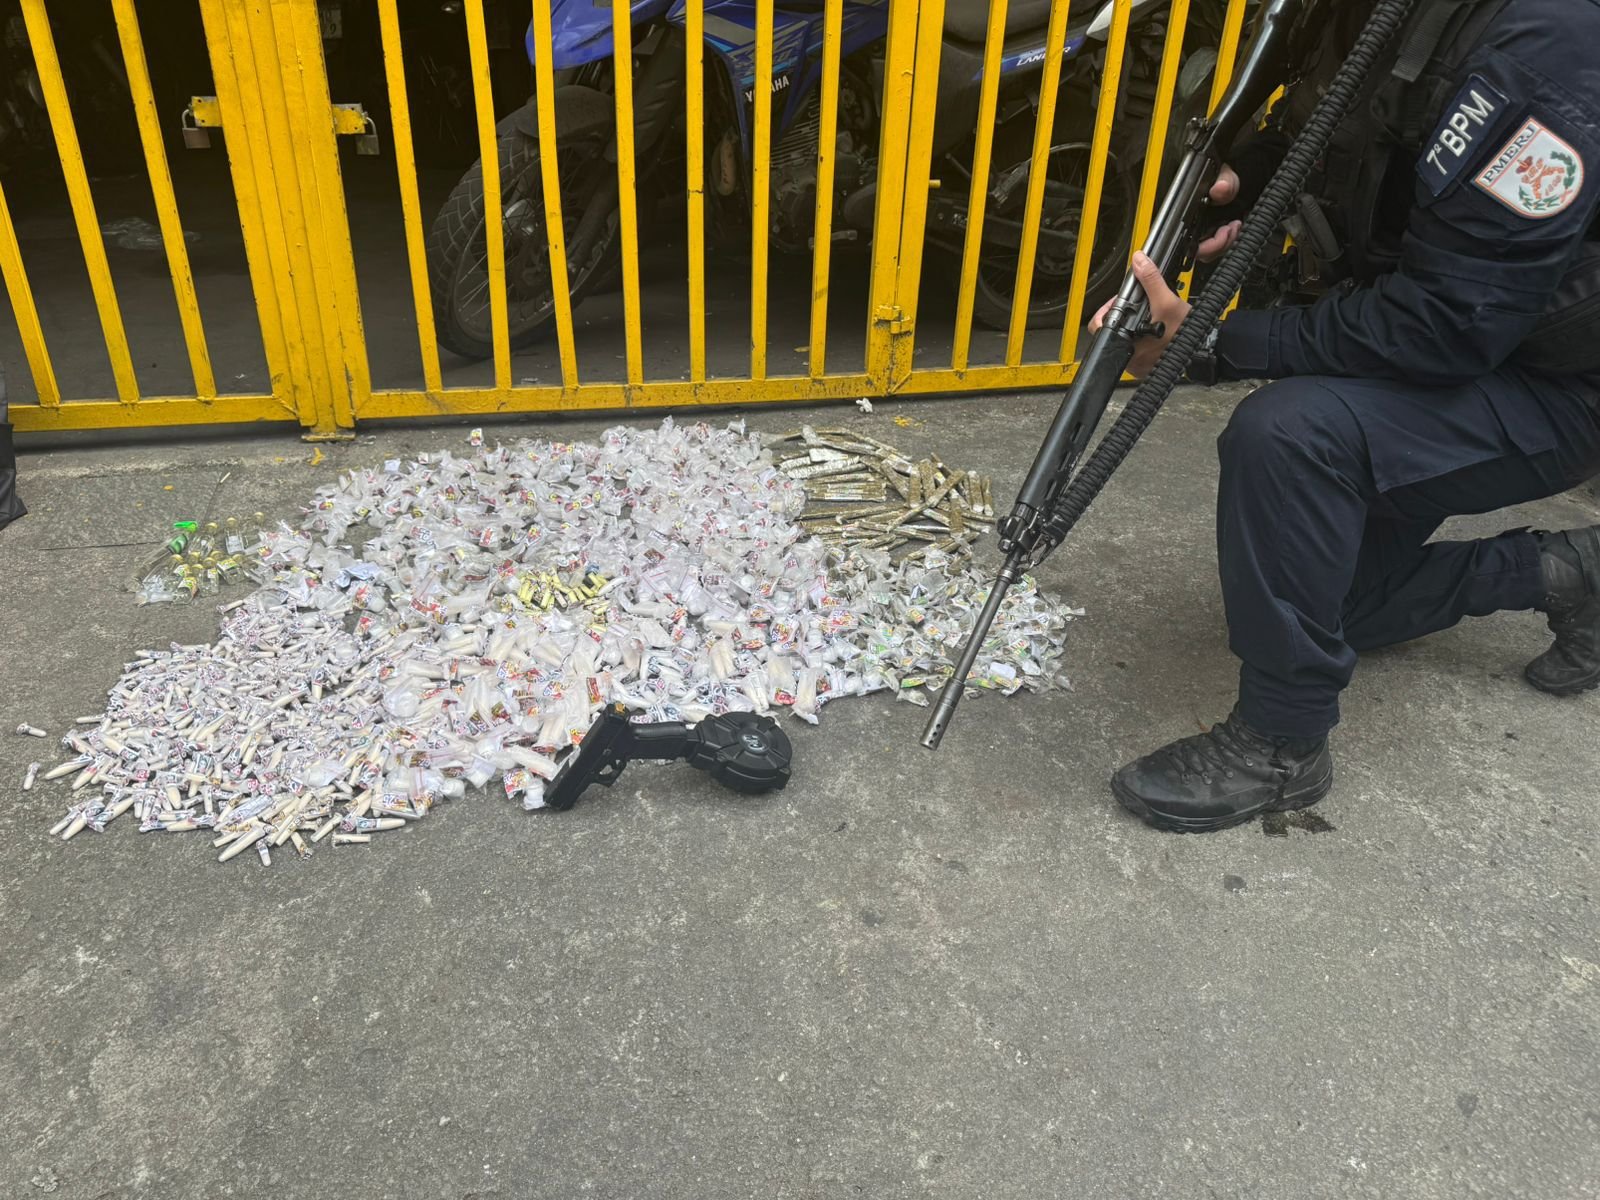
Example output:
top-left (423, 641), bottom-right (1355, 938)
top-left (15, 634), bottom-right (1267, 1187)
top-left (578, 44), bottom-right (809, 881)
top-left (0, 0), bottom-right (1247, 438)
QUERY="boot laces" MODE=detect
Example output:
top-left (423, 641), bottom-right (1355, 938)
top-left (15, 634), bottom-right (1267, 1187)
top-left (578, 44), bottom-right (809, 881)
top-left (1158, 715), bottom-right (1268, 782)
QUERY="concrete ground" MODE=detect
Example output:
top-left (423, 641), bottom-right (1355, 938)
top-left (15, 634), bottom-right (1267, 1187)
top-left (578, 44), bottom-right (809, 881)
top-left (3, 97), bottom-right (1599, 1198)
top-left (2, 384), bottom-right (1599, 1199)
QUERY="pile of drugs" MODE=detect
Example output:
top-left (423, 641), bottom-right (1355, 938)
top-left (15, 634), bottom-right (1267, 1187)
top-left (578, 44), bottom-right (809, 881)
top-left (774, 427), bottom-right (994, 562)
top-left (38, 419), bottom-right (1077, 863)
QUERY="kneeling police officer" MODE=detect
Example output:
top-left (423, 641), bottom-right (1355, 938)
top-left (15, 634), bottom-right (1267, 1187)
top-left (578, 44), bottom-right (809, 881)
top-left (1095, 0), bottom-right (1600, 831)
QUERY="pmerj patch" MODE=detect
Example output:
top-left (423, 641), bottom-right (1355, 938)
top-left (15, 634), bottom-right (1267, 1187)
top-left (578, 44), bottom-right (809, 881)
top-left (1474, 117), bottom-right (1584, 218)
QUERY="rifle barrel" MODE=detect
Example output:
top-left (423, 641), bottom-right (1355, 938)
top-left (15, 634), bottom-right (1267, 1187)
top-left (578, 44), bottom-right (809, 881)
top-left (920, 551), bottom-right (1025, 750)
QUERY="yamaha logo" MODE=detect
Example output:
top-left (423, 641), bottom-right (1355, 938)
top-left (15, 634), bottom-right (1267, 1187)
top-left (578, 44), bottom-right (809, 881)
top-left (744, 74), bottom-right (792, 103)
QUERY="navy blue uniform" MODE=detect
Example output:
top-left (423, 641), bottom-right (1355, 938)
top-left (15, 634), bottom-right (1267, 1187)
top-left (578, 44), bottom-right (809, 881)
top-left (1206, 0), bottom-right (1600, 738)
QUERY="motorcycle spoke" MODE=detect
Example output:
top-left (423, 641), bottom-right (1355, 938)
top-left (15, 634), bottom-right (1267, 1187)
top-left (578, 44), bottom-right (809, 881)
top-left (458, 275), bottom-right (492, 309)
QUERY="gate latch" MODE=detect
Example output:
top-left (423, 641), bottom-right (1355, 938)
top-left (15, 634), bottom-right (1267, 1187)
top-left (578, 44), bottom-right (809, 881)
top-left (332, 103), bottom-right (381, 155)
top-left (873, 304), bottom-right (910, 335)
top-left (181, 97), bottom-right (380, 155)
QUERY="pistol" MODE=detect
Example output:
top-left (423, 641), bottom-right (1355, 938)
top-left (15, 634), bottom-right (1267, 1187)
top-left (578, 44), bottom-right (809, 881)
top-left (545, 703), bottom-right (793, 811)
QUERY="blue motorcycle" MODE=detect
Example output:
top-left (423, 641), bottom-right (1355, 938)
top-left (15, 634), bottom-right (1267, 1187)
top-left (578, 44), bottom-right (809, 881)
top-left (426, 0), bottom-right (1229, 358)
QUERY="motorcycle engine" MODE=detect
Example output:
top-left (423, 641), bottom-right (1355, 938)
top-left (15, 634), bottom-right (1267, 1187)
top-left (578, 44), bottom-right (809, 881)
top-left (770, 68), bottom-right (876, 253)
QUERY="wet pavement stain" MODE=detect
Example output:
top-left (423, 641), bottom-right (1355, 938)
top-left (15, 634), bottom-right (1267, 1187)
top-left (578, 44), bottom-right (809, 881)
top-left (1261, 810), bottom-right (1336, 837)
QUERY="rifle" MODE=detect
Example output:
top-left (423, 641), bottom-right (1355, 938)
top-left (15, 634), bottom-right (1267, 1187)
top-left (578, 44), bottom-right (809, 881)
top-left (921, 0), bottom-right (1417, 750)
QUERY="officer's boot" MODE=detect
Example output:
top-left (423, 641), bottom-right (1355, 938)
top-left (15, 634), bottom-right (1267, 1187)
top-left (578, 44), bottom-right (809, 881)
top-left (1111, 708), bottom-right (1333, 834)
top-left (1526, 526), bottom-right (1600, 696)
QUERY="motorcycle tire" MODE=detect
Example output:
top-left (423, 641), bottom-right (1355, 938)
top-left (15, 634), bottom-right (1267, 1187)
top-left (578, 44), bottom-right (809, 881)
top-left (966, 144), bottom-right (1139, 334)
top-left (427, 126), bottom-right (618, 360)
top-left (967, 242), bottom-right (1127, 332)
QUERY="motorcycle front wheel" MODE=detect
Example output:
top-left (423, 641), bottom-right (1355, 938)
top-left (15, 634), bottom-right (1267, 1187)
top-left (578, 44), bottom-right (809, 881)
top-left (968, 140), bottom-right (1138, 332)
top-left (427, 125), bottom-right (618, 360)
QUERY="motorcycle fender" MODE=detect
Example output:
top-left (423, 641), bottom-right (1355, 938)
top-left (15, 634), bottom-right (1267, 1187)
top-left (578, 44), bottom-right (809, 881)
top-left (932, 38), bottom-right (985, 161)
top-left (496, 85), bottom-right (616, 144)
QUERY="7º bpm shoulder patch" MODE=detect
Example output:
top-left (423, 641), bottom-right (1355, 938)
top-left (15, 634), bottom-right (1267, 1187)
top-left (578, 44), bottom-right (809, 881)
top-left (1475, 118), bottom-right (1585, 218)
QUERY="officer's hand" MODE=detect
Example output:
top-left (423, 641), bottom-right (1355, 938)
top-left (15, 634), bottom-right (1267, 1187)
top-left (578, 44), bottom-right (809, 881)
top-left (1197, 166), bottom-right (1243, 263)
top-left (1088, 252), bottom-right (1191, 380)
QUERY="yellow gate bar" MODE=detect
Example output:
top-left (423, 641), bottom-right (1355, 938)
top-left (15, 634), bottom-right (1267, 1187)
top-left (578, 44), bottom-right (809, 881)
top-left (532, 0), bottom-right (581, 391)
top-left (362, 362), bottom-right (1087, 418)
top-left (19, 0), bottom-right (140, 405)
top-left (205, 0), bottom-right (345, 429)
top-left (1059, 0), bottom-right (1131, 357)
top-left (0, 180), bottom-right (59, 407)
top-left (231, 0), bottom-right (358, 435)
top-left (1003, 0), bottom-right (1073, 367)
top-left (611, 0), bottom-right (645, 387)
top-left (684, 0), bottom-right (708, 382)
top-left (272, 0), bottom-right (370, 422)
top-left (197, 0), bottom-right (302, 420)
top-left (1129, 0), bottom-right (1191, 251)
top-left (863, 0), bottom-right (920, 387)
top-left (806, 0), bottom-right (845, 379)
top-left (949, 0), bottom-right (1011, 373)
top-left (881, 0), bottom-right (944, 387)
top-left (465, 0), bottom-right (512, 392)
top-left (895, 360), bottom-right (1078, 394)
top-left (13, 393), bottom-right (292, 432)
top-left (749, 0), bottom-right (775, 381)
top-left (377, 0), bottom-right (444, 396)
top-left (1209, 0), bottom-right (1249, 112)
top-left (110, 0), bottom-right (216, 401)
top-left (368, 373), bottom-right (878, 417)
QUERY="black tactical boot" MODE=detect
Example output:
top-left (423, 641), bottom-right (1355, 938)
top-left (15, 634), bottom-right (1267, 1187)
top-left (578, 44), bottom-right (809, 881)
top-left (1111, 709), bottom-right (1333, 834)
top-left (1526, 526), bottom-right (1600, 696)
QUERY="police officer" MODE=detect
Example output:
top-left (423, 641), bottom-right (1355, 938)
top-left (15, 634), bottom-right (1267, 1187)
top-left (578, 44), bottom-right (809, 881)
top-left (1093, 0), bottom-right (1600, 832)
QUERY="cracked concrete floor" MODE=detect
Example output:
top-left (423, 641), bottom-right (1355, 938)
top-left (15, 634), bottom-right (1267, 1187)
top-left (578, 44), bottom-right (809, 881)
top-left (2, 386), bottom-right (1597, 1199)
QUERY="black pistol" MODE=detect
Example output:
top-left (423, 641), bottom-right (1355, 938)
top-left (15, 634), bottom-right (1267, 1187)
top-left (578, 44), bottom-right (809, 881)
top-left (544, 703), bottom-right (794, 811)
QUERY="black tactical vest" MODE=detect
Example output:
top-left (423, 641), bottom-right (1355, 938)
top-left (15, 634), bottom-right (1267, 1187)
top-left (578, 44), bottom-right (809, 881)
top-left (1288, 0), bottom-right (1511, 279)
top-left (1283, 0), bottom-right (1600, 373)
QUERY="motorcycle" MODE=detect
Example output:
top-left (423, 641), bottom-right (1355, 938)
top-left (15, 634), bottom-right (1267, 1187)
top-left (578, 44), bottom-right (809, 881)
top-left (426, 0), bottom-right (1228, 359)
top-left (0, 9), bottom-right (136, 181)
